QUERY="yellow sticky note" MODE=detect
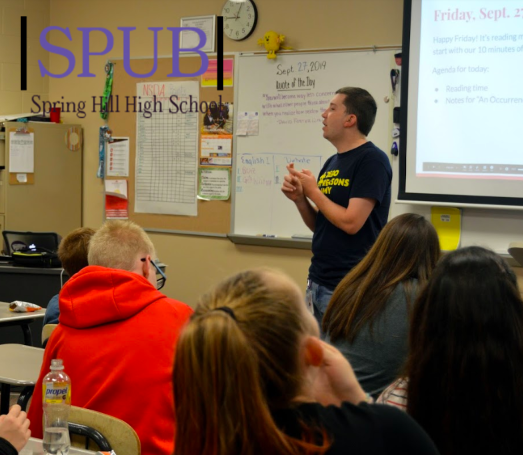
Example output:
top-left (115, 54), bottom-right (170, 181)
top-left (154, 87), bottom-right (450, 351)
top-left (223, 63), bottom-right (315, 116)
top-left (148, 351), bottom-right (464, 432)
top-left (431, 207), bottom-right (461, 251)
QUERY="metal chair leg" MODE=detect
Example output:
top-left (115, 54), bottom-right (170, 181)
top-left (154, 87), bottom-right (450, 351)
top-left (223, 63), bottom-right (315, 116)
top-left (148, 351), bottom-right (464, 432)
top-left (20, 323), bottom-right (33, 346)
top-left (0, 383), bottom-right (11, 414)
top-left (16, 386), bottom-right (34, 411)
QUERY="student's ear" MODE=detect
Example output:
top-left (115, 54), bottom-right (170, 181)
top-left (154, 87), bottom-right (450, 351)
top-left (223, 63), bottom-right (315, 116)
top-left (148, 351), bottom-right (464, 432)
top-left (142, 255), bottom-right (151, 279)
top-left (303, 336), bottom-right (324, 367)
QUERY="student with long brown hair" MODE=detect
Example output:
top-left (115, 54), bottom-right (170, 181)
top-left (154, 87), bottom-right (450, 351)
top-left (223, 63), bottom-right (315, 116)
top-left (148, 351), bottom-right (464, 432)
top-left (322, 213), bottom-right (440, 397)
top-left (379, 246), bottom-right (523, 454)
top-left (173, 269), bottom-right (439, 455)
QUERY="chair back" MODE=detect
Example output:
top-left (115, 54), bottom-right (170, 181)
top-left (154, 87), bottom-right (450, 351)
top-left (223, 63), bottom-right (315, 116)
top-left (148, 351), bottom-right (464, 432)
top-left (69, 406), bottom-right (141, 455)
top-left (41, 323), bottom-right (58, 348)
top-left (69, 422), bottom-right (111, 452)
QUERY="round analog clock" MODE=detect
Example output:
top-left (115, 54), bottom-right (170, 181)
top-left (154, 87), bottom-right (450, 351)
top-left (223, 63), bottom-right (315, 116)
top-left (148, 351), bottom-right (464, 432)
top-left (222, 0), bottom-right (258, 41)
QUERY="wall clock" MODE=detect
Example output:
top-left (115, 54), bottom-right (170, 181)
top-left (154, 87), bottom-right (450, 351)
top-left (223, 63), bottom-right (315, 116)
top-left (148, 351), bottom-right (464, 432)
top-left (221, 0), bottom-right (258, 41)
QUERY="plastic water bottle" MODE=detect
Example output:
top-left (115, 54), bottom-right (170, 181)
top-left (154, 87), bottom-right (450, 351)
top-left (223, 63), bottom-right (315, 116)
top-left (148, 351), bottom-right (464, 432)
top-left (42, 359), bottom-right (71, 455)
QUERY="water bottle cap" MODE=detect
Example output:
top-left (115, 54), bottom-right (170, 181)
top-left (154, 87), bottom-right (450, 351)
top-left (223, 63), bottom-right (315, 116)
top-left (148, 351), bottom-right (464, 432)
top-left (50, 359), bottom-right (64, 370)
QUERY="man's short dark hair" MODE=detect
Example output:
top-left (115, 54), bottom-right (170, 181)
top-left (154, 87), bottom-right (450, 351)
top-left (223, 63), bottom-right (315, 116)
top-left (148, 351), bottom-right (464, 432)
top-left (335, 87), bottom-right (377, 136)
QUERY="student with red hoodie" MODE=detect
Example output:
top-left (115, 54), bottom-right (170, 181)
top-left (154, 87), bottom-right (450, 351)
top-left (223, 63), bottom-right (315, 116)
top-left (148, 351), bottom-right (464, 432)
top-left (28, 220), bottom-right (193, 455)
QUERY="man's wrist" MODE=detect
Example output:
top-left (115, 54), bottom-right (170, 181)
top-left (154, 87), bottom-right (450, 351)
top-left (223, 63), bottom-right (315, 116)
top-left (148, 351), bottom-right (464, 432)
top-left (305, 187), bottom-right (323, 205)
top-left (294, 196), bottom-right (309, 208)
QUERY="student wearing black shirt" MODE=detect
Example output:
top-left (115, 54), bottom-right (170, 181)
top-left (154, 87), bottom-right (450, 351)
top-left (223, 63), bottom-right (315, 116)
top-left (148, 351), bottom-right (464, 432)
top-left (400, 247), bottom-right (523, 455)
top-left (273, 401), bottom-right (439, 455)
top-left (282, 87), bottom-right (392, 330)
top-left (172, 269), bottom-right (438, 455)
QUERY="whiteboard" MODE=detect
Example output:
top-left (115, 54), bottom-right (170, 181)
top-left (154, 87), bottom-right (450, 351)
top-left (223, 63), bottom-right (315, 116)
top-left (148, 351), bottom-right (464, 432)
top-left (232, 50), bottom-right (396, 238)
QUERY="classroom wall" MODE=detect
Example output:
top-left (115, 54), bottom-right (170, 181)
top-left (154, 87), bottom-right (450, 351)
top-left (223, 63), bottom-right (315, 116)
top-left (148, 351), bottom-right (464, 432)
top-left (0, 0), bottom-right (516, 304)
top-left (0, 0), bottom-right (49, 115)
top-left (45, 0), bottom-right (403, 306)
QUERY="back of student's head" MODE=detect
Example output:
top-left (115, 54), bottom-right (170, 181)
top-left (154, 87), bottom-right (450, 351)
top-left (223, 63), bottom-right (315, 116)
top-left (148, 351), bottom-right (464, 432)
top-left (58, 227), bottom-right (95, 276)
top-left (323, 213), bottom-right (440, 342)
top-left (406, 246), bottom-right (523, 455)
top-left (173, 269), bottom-right (326, 455)
top-left (335, 87), bottom-right (377, 136)
top-left (87, 220), bottom-right (155, 271)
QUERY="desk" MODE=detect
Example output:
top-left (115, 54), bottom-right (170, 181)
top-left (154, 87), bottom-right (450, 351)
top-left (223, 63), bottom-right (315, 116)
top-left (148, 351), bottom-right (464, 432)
top-left (0, 263), bottom-right (166, 346)
top-left (0, 344), bottom-right (44, 414)
top-left (0, 302), bottom-right (45, 346)
top-left (22, 437), bottom-right (96, 454)
top-left (0, 263), bottom-right (68, 347)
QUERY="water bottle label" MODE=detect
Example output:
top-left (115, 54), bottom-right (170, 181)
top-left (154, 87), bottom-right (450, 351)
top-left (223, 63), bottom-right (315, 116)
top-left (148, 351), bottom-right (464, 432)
top-left (43, 381), bottom-right (71, 404)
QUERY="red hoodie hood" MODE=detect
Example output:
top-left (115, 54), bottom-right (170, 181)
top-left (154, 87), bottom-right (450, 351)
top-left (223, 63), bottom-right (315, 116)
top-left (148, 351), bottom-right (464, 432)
top-left (59, 265), bottom-right (166, 329)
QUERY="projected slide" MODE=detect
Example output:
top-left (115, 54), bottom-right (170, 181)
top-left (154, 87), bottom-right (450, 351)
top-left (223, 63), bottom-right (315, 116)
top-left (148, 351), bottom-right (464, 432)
top-left (403, 0), bottom-right (523, 204)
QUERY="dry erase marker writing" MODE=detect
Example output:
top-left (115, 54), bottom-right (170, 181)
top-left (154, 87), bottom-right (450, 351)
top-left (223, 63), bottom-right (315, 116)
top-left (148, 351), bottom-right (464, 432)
top-left (257, 234), bottom-right (278, 238)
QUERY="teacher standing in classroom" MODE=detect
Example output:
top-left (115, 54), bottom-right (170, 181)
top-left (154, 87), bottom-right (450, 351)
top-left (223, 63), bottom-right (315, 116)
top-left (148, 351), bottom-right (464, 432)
top-left (282, 87), bottom-right (392, 329)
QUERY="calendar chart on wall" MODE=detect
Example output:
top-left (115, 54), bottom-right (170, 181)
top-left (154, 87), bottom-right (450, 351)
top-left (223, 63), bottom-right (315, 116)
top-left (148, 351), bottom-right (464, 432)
top-left (135, 80), bottom-right (199, 216)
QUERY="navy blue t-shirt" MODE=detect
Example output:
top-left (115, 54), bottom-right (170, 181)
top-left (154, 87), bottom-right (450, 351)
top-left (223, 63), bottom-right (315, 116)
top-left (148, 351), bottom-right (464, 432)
top-left (309, 142), bottom-right (392, 290)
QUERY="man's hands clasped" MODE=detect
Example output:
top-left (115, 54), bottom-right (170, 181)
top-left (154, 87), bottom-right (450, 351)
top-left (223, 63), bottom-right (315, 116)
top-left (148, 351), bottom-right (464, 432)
top-left (281, 163), bottom-right (319, 202)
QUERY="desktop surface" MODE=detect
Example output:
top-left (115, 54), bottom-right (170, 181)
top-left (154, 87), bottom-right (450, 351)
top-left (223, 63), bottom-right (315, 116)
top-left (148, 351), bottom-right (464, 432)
top-left (0, 264), bottom-right (68, 346)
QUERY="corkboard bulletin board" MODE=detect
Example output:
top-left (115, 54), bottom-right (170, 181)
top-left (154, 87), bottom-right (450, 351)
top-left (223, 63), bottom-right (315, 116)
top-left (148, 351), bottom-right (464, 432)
top-left (107, 56), bottom-right (234, 234)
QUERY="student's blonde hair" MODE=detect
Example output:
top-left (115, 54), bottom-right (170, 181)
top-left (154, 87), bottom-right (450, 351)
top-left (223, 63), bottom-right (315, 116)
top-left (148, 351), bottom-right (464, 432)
top-left (173, 269), bottom-right (328, 455)
top-left (87, 220), bottom-right (155, 271)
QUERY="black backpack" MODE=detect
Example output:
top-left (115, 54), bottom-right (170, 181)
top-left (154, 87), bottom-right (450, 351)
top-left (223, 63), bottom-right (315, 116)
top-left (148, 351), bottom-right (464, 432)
top-left (12, 247), bottom-right (61, 268)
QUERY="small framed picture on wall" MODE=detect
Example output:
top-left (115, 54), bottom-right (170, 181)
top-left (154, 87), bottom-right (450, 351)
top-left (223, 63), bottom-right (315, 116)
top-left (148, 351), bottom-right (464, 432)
top-left (180, 15), bottom-right (216, 53)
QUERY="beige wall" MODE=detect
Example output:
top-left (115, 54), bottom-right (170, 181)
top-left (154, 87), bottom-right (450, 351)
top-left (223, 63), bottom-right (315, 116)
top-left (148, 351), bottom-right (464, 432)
top-left (43, 0), bottom-right (403, 306)
top-left (2, 0), bottom-right (520, 305)
top-left (0, 0), bottom-right (49, 115)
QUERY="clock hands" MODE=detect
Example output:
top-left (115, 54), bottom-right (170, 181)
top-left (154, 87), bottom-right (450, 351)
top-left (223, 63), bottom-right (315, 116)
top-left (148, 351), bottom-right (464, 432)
top-left (224, 3), bottom-right (241, 21)
top-left (236, 3), bottom-right (242, 20)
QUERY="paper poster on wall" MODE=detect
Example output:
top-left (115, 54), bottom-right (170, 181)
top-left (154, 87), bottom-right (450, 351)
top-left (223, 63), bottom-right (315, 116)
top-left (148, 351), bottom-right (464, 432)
top-left (431, 206), bottom-right (462, 251)
top-left (107, 137), bottom-right (130, 177)
top-left (180, 15), bottom-right (216, 53)
top-left (135, 80), bottom-right (198, 216)
top-left (236, 112), bottom-right (259, 136)
top-left (198, 167), bottom-right (230, 200)
top-left (201, 59), bottom-right (234, 87)
top-left (201, 102), bottom-right (233, 135)
top-left (105, 179), bottom-right (129, 219)
top-left (200, 134), bottom-right (232, 166)
top-left (9, 132), bottom-right (34, 172)
top-left (200, 157), bottom-right (234, 166)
